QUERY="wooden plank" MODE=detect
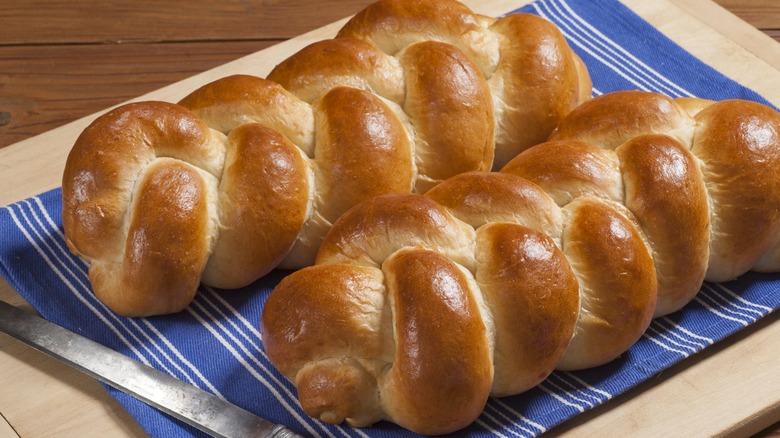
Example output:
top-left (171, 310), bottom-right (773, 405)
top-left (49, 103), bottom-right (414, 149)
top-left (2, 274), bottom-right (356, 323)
top-left (0, 1), bottom-right (376, 149)
top-left (0, 422), bottom-right (18, 438)
top-left (0, 0), bottom-right (376, 44)
top-left (0, 339), bottom-right (148, 437)
top-left (0, 41), bottom-right (277, 148)
top-left (2, 0), bottom-right (779, 150)
top-left (0, 412), bottom-right (19, 438)
top-left (627, 0), bottom-right (780, 100)
top-left (553, 312), bottom-right (780, 437)
top-left (712, 0), bottom-right (780, 29)
top-left (0, 281), bottom-right (147, 437)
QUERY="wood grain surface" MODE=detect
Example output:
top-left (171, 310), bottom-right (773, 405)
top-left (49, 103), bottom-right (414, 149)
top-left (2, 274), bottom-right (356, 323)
top-left (0, 0), bottom-right (777, 149)
top-left (0, 1), bottom-right (779, 437)
top-left (0, 0), bottom-right (375, 148)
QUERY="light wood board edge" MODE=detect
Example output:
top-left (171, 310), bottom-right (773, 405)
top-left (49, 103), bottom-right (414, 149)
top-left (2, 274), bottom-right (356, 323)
top-left (629, 0), bottom-right (780, 103)
top-left (0, 412), bottom-right (20, 438)
top-left (0, 282), bottom-right (149, 438)
top-left (550, 311), bottom-right (780, 437)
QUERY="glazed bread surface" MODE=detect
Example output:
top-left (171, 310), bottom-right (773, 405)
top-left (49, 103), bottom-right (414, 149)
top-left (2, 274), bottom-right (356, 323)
top-left (261, 90), bottom-right (780, 434)
top-left (61, 0), bottom-right (590, 316)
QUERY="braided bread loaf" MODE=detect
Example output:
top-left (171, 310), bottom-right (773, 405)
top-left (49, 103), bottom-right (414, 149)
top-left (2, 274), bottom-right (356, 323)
top-left (260, 90), bottom-right (780, 435)
top-left (61, 0), bottom-right (590, 316)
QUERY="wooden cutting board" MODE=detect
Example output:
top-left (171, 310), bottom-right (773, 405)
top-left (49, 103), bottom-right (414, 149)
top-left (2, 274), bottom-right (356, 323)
top-left (0, 0), bottom-right (778, 436)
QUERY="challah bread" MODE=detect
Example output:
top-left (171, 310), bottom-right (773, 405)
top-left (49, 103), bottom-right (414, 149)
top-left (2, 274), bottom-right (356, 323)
top-left (62, 102), bottom-right (223, 316)
top-left (62, 0), bottom-right (590, 316)
top-left (260, 90), bottom-right (780, 434)
top-left (533, 90), bottom-right (780, 312)
top-left (274, 0), bottom-right (592, 172)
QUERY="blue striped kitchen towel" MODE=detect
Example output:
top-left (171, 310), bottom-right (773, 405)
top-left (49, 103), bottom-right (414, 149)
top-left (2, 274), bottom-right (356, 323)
top-left (1, 0), bottom-right (778, 437)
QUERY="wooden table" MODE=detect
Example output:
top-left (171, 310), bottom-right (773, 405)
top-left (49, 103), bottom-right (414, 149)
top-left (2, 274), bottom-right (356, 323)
top-left (1, 0), bottom-right (779, 437)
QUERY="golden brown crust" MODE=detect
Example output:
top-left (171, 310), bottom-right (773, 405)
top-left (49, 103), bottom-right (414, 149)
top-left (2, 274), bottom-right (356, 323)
top-left (549, 90), bottom-right (695, 150)
top-left (91, 159), bottom-right (217, 317)
top-left (263, 185), bottom-right (654, 431)
top-left (261, 89), bottom-right (780, 434)
top-left (475, 223), bottom-right (579, 395)
top-left (558, 197), bottom-right (657, 370)
top-left (425, 171), bottom-right (563, 240)
top-left (313, 86), bottom-right (414, 223)
top-left (65, 0), bottom-right (590, 319)
top-left (178, 74), bottom-right (315, 156)
top-left (616, 134), bottom-right (710, 316)
top-left (267, 38), bottom-right (404, 104)
top-left (336, 0), bottom-right (495, 73)
top-left (62, 102), bottom-right (224, 316)
top-left (693, 99), bottom-right (780, 281)
top-left (399, 41), bottom-right (494, 190)
top-left (201, 123), bottom-right (310, 289)
top-left (295, 359), bottom-right (382, 427)
top-left (62, 102), bottom-right (221, 256)
top-left (501, 140), bottom-right (622, 206)
top-left (261, 264), bottom-right (389, 378)
top-left (381, 249), bottom-right (492, 435)
top-left (261, 263), bottom-right (388, 426)
top-left (335, 0), bottom-right (590, 168)
top-left (488, 13), bottom-right (592, 167)
top-left (64, 1), bottom-right (780, 432)
top-left (674, 96), bottom-right (715, 117)
top-left (268, 0), bottom-right (592, 187)
top-left (508, 91), bottom-right (780, 308)
top-left (316, 193), bottom-right (476, 270)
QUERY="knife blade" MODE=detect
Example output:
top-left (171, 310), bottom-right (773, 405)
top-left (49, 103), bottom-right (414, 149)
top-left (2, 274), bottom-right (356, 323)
top-left (0, 299), bottom-right (303, 438)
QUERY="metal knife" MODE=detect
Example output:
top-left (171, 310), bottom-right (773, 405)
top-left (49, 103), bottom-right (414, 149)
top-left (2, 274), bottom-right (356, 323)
top-left (0, 299), bottom-right (303, 438)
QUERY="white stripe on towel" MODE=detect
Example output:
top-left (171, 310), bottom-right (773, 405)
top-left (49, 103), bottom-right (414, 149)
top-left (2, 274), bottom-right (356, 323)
top-left (14, 199), bottom-right (225, 396)
top-left (531, 0), bottom-right (694, 97)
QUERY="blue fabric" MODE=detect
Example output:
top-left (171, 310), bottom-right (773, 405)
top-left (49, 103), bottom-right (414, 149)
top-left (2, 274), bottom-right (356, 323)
top-left (0, 0), bottom-right (778, 437)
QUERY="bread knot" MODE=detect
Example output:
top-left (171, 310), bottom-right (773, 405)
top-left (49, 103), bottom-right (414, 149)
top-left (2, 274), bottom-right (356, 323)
top-left (261, 90), bottom-right (780, 434)
top-left (62, 0), bottom-right (589, 316)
